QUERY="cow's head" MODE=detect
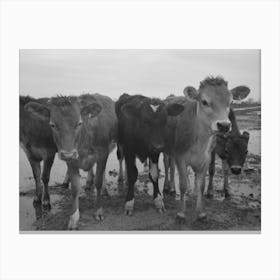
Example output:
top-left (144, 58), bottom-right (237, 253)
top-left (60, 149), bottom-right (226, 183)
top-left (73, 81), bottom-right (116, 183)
top-left (184, 77), bottom-right (250, 133)
top-left (216, 131), bottom-right (250, 174)
top-left (25, 96), bottom-right (102, 161)
top-left (121, 98), bottom-right (184, 153)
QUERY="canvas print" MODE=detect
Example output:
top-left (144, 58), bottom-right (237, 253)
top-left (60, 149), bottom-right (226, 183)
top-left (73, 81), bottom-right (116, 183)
top-left (19, 50), bottom-right (261, 231)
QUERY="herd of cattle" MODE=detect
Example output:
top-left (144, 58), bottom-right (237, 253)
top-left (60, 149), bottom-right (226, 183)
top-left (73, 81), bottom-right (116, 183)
top-left (20, 76), bottom-right (250, 229)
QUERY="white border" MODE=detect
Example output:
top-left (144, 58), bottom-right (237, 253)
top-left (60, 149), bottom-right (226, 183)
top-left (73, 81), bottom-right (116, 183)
top-left (1, 1), bottom-right (280, 280)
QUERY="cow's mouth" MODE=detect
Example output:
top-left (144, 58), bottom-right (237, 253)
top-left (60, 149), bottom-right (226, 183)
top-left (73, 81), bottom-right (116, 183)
top-left (59, 150), bottom-right (79, 161)
top-left (231, 166), bottom-right (242, 175)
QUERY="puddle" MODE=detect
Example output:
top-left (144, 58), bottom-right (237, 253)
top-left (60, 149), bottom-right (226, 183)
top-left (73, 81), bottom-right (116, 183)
top-left (19, 194), bottom-right (62, 231)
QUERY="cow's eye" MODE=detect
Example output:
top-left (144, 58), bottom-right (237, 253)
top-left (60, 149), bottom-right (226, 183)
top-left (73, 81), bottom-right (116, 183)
top-left (77, 121), bottom-right (83, 128)
top-left (245, 150), bottom-right (248, 154)
top-left (202, 100), bottom-right (209, 106)
top-left (49, 122), bottom-right (56, 129)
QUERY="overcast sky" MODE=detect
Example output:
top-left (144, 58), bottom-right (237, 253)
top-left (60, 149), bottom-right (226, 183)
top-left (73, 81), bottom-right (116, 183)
top-left (20, 49), bottom-right (260, 101)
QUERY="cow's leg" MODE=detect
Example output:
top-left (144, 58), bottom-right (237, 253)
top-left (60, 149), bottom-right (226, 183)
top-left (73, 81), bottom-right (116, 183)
top-left (67, 163), bottom-right (81, 230)
top-left (206, 149), bottom-right (216, 198)
top-left (222, 160), bottom-right (230, 198)
top-left (195, 167), bottom-right (207, 219)
top-left (117, 144), bottom-right (124, 184)
top-left (124, 153), bottom-right (137, 216)
top-left (28, 158), bottom-right (42, 205)
top-left (143, 159), bottom-right (149, 173)
top-left (163, 153), bottom-right (170, 195)
top-left (62, 168), bottom-right (70, 188)
top-left (94, 151), bottom-right (109, 221)
top-left (169, 157), bottom-right (176, 194)
top-left (149, 155), bottom-right (165, 213)
top-left (174, 154), bottom-right (189, 223)
top-left (41, 155), bottom-right (55, 210)
top-left (101, 171), bottom-right (109, 196)
top-left (85, 167), bottom-right (94, 190)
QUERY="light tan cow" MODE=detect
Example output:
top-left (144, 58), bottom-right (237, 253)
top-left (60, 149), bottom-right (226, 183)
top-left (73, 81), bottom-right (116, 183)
top-left (163, 76), bottom-right (250, 222)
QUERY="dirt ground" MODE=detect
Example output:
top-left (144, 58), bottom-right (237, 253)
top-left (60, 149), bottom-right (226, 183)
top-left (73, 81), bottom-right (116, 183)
top-left (19, 108), bottom-right (261, 231)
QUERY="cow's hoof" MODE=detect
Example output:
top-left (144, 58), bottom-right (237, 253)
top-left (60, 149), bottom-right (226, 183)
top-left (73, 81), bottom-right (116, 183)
top-left (125, 199), bottom-right (134, 216)
top-left (68, 209), bottom-right (80, 230)
top-left (154, 194), bottom-right (166, 213)
top-left (95, 207), bottom-right (104, 221)
top-left (205, 192), bottom-right (214, 199)
top-left (42, 200), bottom-right (51, 211)
top-left (175, 212), bottom-right (186, 224)
top-left (197, 212), bottom-right (207, 220)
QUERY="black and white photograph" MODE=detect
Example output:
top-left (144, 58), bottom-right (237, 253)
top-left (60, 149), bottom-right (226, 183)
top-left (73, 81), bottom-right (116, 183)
top-left (19, 49), bottom-right (261, 231)
top-left (1, 1), bottom-right (280, 279)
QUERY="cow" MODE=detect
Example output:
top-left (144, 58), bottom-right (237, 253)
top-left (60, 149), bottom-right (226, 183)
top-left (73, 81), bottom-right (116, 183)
top-left (163, 76), bottom-right (250, 222)
top-left (163, 108), bottom-right (250, 198)
top-left (25, 93), bottom-right (117, 229)
top-left (206, 109), bottom-right (250, 198)
top-left (115, 93), bottom-right (184, 215)
top-left (20, 96), bottom-right (57, 210)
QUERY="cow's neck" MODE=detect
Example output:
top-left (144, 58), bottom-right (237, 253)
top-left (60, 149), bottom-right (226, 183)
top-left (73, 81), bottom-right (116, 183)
top-left (229, 108), bottom-right (240, 135)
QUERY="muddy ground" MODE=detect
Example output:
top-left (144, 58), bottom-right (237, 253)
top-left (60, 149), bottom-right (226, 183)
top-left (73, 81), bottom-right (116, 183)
top-left (19, 108), bottom-right (261, 231)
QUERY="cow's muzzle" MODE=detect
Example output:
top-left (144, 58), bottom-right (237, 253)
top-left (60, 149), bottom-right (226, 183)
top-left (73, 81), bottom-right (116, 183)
top-left (59, 149), bottom-right (79, 161)
top-left (231, 165), bottom-right (241, 175)
top-left (217, 121), bottom-right (231, 133)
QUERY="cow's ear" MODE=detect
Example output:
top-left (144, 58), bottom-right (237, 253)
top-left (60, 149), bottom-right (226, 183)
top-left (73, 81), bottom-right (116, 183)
top-left (242, 131), bottom-right (250, 141)
top-left (121, 103), bottom-right (138, 118)
top-left (167, 103), bottom-right (184, 116)
top-left (24, 102), bottom-right (50, 121)
top-left (183, 86), bottom-right (198, 100)
top-left (231, 86), bottom-right (250, 101)
top-left (81, 102), bottom-right (102, 119)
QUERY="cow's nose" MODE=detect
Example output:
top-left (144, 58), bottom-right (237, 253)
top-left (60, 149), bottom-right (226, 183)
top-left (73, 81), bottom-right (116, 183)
top-left (60, 149), bottom-right (78, 161)
top-left (217, 121), bottom-right (231, 133)
top-left (231, 166), bottom-right (241, 175)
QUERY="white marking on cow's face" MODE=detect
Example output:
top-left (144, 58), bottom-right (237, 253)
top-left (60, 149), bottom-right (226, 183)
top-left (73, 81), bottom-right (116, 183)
top-left (150, 104), bottom-right (160, 112)
top-left (149, 161), bottom-right (159, 182)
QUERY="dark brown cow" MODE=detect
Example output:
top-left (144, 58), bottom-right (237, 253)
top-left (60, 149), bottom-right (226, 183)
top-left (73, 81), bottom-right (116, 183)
top-left (116, 93), bottom-right (184, 215)
top-left (163, 76), bottom-right (250, 222)
top-left (206, 109), bottom-right (250, 198)
top-left (20, 96), bottom-right (57, 209)
top-left (25, 94), bottom-right (117, 229)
